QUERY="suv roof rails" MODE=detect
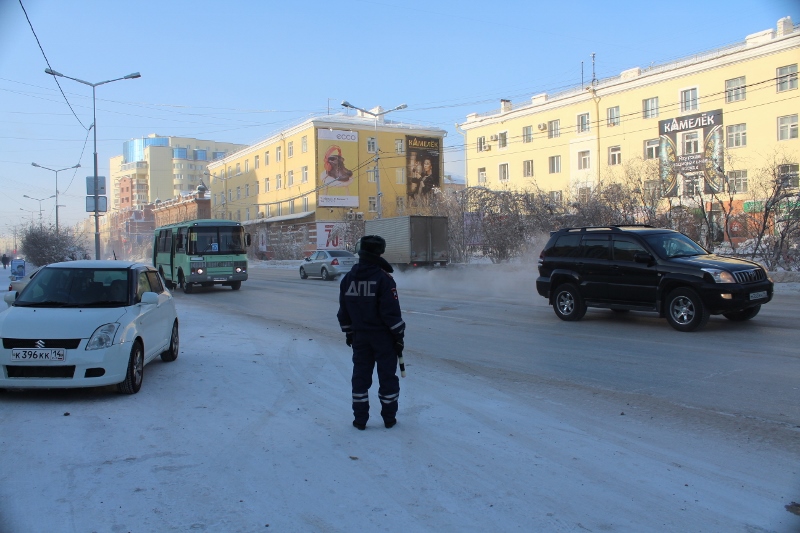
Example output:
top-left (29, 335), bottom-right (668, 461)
top-left (557, 225), bottom-right (654, 233)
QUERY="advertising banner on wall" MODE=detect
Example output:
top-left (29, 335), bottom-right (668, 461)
top-left (658, 109), bottom-right (724, 197)
top-left (316, 222), bottom-right (347, 249)
top-left (406, 136), bottom-right (441, 199)
top-left (318, 129), bottom-right (359, 207)
top-left (257, 227), bottom-right (268, 253)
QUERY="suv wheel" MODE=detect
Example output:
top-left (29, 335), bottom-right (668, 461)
top-left (666, 287), bottom-right (709, 332)
top-left (723, 305), bottom-right (760, 322)
top-left (553, 283), bottom-right (586, 321)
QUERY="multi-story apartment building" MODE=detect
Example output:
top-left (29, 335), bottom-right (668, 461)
top-left (207, 111), bottom-right (446, 258)
top-left (458, 17), bottom-right (799, 211)
top-left (109, 134), bottom-right (245, 212)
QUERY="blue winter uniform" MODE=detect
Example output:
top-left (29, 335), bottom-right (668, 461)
top-left (337, 253), bottom-right (405, 427)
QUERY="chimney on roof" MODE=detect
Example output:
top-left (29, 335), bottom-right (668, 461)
top-left (500, 99), bottom-right (512, 113)
top-left (777, 16), bottom-right (794, 36)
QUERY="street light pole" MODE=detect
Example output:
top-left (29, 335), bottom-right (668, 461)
top-left (22, 194), bottom-right (56, 229)
top-left (45, 68), bottom-right (141, 259)
top-left (31, 162), bottom-right (80, 236)
top-left (340, 101), bottom-right (407, 219)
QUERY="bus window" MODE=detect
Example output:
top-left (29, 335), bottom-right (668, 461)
top-left (176, 227), bottom-right (188, 253)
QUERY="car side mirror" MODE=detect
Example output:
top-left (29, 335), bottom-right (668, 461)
top-left (304, 257), bottom-right (311, 262)
top-left (634, 252), bottom-right (653, 264)
top-left (140, 292), bottom-right (159, 305)
top-left (3, 291), bottom-right (16, 306)
top-left (245, 233), bottom-right (252, 247)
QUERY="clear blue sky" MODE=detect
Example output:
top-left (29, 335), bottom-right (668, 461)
top-left (1, 0), bottom-right (798, 239)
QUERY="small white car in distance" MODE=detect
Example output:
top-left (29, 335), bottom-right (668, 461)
top-left (0, 260), bottom-right (179, 394)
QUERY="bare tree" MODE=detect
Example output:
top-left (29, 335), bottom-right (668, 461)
top-left (20, 223), bottom-right (90, 266)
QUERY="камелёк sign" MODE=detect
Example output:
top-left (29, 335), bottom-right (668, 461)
top-left (406, 136), bottom-right (441, 199)
top-left (658, 109), bottom-right (723, 197)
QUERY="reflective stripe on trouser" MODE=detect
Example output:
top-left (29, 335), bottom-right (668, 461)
top-left (351, 330), bottom-right (399, 424)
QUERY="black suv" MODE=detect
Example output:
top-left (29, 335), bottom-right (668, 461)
top-left (536, 226), bottom-right (774, 331)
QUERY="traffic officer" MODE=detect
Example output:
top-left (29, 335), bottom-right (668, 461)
top-left (337, 235), bottom-right (405, 430)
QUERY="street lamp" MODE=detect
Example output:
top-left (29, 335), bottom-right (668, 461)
top-left (340, 101), bottom-right (407, 218)
top-left (45, 68), bottom-right (141, 259)
top-left (23, 194), bottom-right (56, 228)
top-left (31, 162), bottom-right (80, 235)
top-left (19, 208), bottom-right (37, 225)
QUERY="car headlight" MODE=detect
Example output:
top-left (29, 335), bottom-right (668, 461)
top-left (701, 268), bottom-right (736, 283)
top-left (86, 323), bottom-right (120, 350)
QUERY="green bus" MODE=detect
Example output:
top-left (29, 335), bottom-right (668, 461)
top-left (153, 219), bottom-right (251, 293)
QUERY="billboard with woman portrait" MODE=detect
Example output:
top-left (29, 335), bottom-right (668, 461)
top-left (406, 136), bottom-right (441, 199)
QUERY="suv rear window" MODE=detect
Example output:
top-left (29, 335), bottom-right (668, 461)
top-left (549, 234), bottom-right (581, 257)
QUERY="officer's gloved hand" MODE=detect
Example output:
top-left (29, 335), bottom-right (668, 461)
top-left (345, 332), bottom-right (354, 347)
top-left (394, 339), bottom-right (404, 357)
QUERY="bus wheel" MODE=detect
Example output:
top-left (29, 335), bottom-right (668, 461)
top-left (231, 281), bottom-right (242, 290)
top-left (184, 283), bottom-right (194, 294)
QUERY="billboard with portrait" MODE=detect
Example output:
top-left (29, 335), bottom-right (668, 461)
top-left (406, 136), bottom-right (441, 199)
top-left (318, 129), bottom-right (359, 207)
top-left (658, 109), bottom-right (724, 197)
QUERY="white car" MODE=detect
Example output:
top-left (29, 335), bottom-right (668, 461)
top-left (8, 265), bottom-right (43, 293)
top-left (0, 260), bottom-right (179, 394)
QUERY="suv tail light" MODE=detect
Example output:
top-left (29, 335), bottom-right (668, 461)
top-left (331, 258), bottom-right (339, 266)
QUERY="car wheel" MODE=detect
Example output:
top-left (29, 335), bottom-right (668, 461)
top-left (723, 305), bottom-right (761, 321)
top-left (299, 267), bottom-right (308, 279)
top-left (230, 281), bottom-right (241, 290)
top-left (553, 283), bottom-right (586, 321)
top-left (184, 282), bottom-right (194, 294)
top-left (321, 268), bottom-right (331, 281)
top-left (666, 287), bottom-right (709, 332)
top-left (161, 320), bottom-right (179, 362)
top-left (118, 341), bottom-right (144, 394)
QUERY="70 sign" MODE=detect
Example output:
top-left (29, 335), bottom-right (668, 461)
top-left (317, 222), bottom-right (346, 249)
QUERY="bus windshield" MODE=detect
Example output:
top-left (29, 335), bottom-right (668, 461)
top-left (189, 227), bottom-right (246, 255)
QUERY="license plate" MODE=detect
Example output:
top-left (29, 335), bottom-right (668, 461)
top-left (11, 348), bottom-right (66, 361)
top-left (749, 291), bottom-right (767, 300)
top-left (213, 277), bottom-right (227, 281)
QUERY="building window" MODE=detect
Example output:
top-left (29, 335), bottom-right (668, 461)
top-left (725, 76), bottom-right (746, 102)
top-left (522, 126), bottom-right (532, 143)
top-left (608, 146), bottom-right (621, 165)
top-left (303, 197), bottom-right (309, 211)
top-left (499, 163), bottom-right (509, 182)
top-left (265, 151), bottom-right (270, 165)
top-left (396, 167), bottom-right (406, 184)
top-left (254, 155), bottom-right (260, 169)
top-left (607, 106), bottom-right (620, 127)
top-left (302, 166), bottom-right (308, 183)
top-left (477, 167), bottom-right (486, 184)
top-left (549, 155), bottom-right (561, 174)
top-left (236, 186), bottom-right (241, 199)
top-left (288, 141), bottom-right (294, 158)
top-left (264, 177), bottom-right (270, 192)
top-left (779, 164), bottom-right (800, 188)
top-left (578, 187), bottom-right (590, 204)
top-left (778, 114), bottom-right (798, 140)
top-left (549, 190), bottom-right (562, 206)
top-left (235, 163), bottom-right (241, 175)
top-left (301, 136), bottom-right (308, 153)
top-left (680, 88), bottom-right (698, 112)
top-left (683, 176), bottom-right (701, 197)
top-left (264, 205), bottom-right (271, 218)
top-left (276, 174), bottom-right (282, 189)
top-left (255, 182), bottom-right (259, 195)
top-left (245, 184), bottom-right (250, 197)
top-left (245, 207), bottom-right (250, 221)
top-left (498, 131), bottom-right (508, 149)
top-left (521, 159), bottom-right (534, 178)
top-left (548, 120), bottom-right (560, 138)
top-left (289, 199), bottom-right (295, 214)
top-left (228, 189), bottom-right (232, 202)
top-left (578, 150), bottom-right (590, 170)
top-left (276, 146), bottom-right (282, 162)
top-left (577, 113), bottom-right (590, 133)
top-left (643, 97), bottom-right (659, 119)
top-left (396, 196), bottom-right (405, 214)
top-left (287, 170), bottom-right (294, 186)
top-left (277, 203), bottom-right (282, 217)
top-left (645, 139), bottom-right (660, 159)
top-left (477, 136), bottom-right (486, 152)
top-left (244, 160), bottom-right (249, 173)
top-left (368, 196), bottom-right (377, 212)
top-left (683, 132), bottom-right (700, 154)
top-left (367, 137), bottom-right (377, 153)
top-left (727, 170), bottom-right (748, 193)
top-left (644, 180), bottom-right (661, 198)
top-left (395, 139), bottom-right (404, 154)
top-left (726, 124), bottom-right (747, 147)
top-left (777, 64), bottom-right (798, 92)
top-left (367, 169), bottom-right (376, 183)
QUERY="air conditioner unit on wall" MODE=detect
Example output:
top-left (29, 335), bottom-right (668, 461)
top-left (356, 212), bottom-right (364, 220)
top-left (490, 134), bottom-right (499, 141)
top-left (537, 123), bottom-right (547, 131)
top-left (483, 145), bottom-right (491, 151)
top-left (347, 212), bottom-right (355, 220)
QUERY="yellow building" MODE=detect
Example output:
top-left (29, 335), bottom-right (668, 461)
top-left (458, 17), bottom-right (799, 207)
top-left (206, 111), bottom-right (446, 258)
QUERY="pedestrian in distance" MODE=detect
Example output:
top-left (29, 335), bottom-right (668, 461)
top-left (338, 235), bottom-right (405, 430)
top-left (1, 254), bottom-right (8, 269)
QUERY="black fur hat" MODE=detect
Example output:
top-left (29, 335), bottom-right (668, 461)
top-left (357, 235), bottom-right (386, 256)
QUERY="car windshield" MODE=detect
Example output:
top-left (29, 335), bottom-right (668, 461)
top-left (189, 226), bottom-right (245, 255)
top-left (643, 233), bottom-right (708, 259)
top-left (14, 267), bottom-right (130, 308)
